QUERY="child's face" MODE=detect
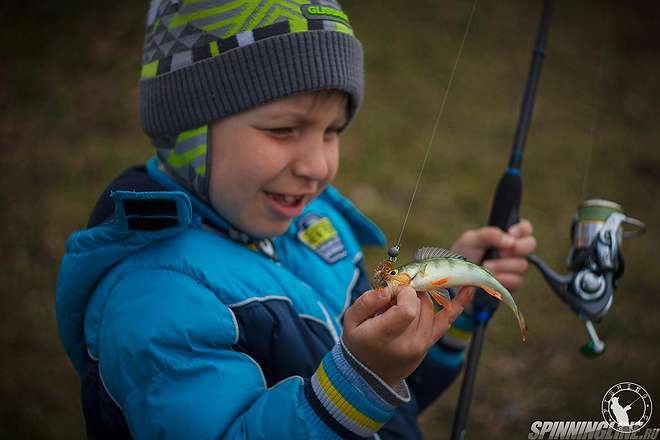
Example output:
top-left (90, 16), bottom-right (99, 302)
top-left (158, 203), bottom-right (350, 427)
top-left (208, 91), bottom-right (348, 238)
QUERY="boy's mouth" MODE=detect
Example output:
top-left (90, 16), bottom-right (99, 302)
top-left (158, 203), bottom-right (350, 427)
top-left (263, 190), bottom-right (307, 217)
top-left (264, 191), bottom-right (304, 206)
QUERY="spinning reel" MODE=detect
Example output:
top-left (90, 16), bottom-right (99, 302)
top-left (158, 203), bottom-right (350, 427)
top-left (528, 199), bottom-right (645, 357)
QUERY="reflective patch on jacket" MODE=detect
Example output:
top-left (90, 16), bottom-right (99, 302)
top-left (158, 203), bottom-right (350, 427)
top-left (297, 214), bottom-right (347, 263)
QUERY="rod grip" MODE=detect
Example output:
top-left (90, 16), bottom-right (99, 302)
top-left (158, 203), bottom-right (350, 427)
top-left (486, 170), bottom-right (522, 235)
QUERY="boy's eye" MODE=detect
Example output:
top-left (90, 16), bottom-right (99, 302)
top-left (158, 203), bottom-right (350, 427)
top-left (267, 127), bottom-right (294, 137)
top-left (323, 127), bottom-right (341, 142)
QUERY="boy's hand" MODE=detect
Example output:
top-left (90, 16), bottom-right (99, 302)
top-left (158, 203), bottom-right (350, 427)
top-left (342, 286), bottom-right (474, 388)
top-left (451, 219), bottom-right (537, 292)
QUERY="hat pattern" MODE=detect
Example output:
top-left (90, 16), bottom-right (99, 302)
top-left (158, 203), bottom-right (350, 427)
top-left (141, 0), bottom-right (354, 79)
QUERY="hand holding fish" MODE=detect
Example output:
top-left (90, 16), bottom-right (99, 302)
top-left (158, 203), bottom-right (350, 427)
top-left (451, 219), bottom-right (537, 292)
top-left (342, 221), bottom-right (534, 387)
top-left (373, 246), bottom-right (528, 341)
top-left (342, 286), bottom-right (475, 388)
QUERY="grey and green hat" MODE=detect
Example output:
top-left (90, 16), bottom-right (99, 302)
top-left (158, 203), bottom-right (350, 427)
top-left (140, 0), bottom-right (363, 199)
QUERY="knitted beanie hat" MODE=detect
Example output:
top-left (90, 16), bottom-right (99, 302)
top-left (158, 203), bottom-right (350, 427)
top-left (139, 0), bottom-right (363, 199)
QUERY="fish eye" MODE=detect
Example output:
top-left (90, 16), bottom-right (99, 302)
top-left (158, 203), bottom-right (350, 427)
top-left (389, 270), bottom-right (397, 275)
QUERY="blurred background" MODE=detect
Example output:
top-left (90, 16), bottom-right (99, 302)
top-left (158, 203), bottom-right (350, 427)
top-left (1, 0), bottom-right (658, 438)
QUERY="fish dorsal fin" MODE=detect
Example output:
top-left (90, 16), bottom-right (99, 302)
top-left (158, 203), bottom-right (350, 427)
top-left (414, 246), bottom-right (467, 261)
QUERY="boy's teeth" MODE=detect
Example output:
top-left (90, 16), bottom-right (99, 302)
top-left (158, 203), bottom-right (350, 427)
top-left (267, 192), bottom-right (301, 206)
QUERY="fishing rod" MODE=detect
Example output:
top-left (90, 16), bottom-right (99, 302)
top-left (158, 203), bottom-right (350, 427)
top-left (523, 14), bottom-right (646, 358)
top-left (450, 1), bottom-right (554, 438)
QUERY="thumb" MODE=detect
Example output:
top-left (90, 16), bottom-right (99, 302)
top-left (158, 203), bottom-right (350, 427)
top-left (344, 287), bottom-right (394, 330)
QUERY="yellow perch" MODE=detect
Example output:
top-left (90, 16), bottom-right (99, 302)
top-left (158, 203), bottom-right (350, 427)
top-left (373, 246), bottom-right (527, 341)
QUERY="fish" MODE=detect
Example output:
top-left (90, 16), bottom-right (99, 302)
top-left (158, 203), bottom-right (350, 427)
top-left (372, 246), bottom-right (527, 341)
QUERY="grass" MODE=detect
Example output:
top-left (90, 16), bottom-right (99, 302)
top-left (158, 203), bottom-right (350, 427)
top-left (1, 0), bottom-right (659, 438)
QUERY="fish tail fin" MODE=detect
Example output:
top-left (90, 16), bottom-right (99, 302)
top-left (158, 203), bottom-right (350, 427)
top-left (516, 308), bottom-right (528, 342)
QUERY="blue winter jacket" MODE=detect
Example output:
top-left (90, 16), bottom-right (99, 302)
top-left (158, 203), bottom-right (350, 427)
top-left (56, 158), bottom-right (473, 439)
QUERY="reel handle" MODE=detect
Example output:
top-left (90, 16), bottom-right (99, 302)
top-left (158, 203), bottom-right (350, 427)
top-left (527, 253), bottom-right (613, 357)
top-left (580, 319), bottom-right (606, 357)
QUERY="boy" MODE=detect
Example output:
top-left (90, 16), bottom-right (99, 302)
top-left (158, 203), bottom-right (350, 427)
top-left (56, 1), bottom-right (536, 439)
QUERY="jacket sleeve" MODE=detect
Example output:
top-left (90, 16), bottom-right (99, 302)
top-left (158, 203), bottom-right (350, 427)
top-left (97, 268), bottom-right (408, 440)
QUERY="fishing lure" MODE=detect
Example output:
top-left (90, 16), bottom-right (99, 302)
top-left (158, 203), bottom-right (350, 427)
top-left (373, 246), bottom-right (527, 341)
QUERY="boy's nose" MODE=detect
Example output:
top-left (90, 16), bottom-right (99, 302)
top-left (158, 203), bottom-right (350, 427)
top-left (291, 137), bottom-right (334, 183)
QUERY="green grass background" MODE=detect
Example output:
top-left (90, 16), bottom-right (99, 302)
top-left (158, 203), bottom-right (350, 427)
top-left (1, 1), bottom-right (659, 438)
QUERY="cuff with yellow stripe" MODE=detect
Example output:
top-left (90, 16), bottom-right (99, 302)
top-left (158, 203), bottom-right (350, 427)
top-left (304, 342), bottom-right (410, 438)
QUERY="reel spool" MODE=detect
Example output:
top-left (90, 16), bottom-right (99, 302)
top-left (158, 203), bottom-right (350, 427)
top-left (528, 199), bottom-right (645, 357)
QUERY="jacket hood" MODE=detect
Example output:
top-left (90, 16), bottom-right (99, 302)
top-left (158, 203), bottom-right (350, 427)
top-left (56, 187), bottom-right (195, 375)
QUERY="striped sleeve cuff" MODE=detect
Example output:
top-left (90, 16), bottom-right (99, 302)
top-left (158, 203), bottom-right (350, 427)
top-left (304, 342), bottom-right (409, 438)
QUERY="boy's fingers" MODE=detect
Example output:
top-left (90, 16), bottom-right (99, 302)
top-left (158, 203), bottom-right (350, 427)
top-left (415, 291), bottom-right (434, 336)
top-left (508, 219), bottom-right (533, 237)
top-left (498, 236), bottom-right (537, 258)
top-left (463, 227), bottom-right (516, 252)
top-left (482, 258), bottom-right (529, 275)
top-left (343, 287), bottom-right (395, 330)
top-left (371, 286), bottom-right (420, 337)
top-left (453, 286), bottom-right (475, 308)
top-left (394, 286), bottom-right (419, 315)
top-left (514, 236), bottom-right (537, 257)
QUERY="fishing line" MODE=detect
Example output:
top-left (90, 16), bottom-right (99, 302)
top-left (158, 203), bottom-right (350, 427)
top-left (626, 394), bottom-right (642, 409)
top-left (393, 0), bottom-right (479, 256)
top-left (579, 30), bottom-right (608, 204)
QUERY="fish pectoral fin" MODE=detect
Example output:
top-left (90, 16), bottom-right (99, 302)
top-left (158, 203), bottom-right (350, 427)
top-left (427, 288), bottom-right (453, 312)
top-left (435, 287), bottom-right (452, 300)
